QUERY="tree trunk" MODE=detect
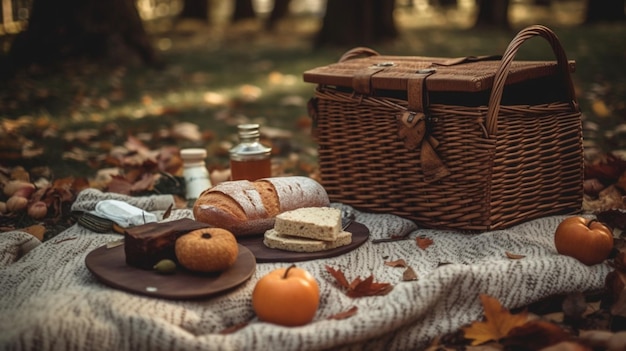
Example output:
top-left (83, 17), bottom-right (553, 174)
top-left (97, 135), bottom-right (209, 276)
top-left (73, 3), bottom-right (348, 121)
top-left (6, 0), bottom-right (158, 71)
top-left (584, 0), bottom-right (625, 23)
top-left (265, 0), bottom-right (291, 31)
top-left (179, 0), bottom-right (210, 21)
top-left (232, 0), bottom-right (256, 22)
top-left (314, 0), bottom-right (397, 48)
top-left (473, 0), bottom-right (511, 29)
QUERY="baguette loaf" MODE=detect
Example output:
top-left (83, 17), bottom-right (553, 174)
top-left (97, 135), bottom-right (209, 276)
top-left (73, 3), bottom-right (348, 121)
top-left (192, 176), bottom-right (330, 236)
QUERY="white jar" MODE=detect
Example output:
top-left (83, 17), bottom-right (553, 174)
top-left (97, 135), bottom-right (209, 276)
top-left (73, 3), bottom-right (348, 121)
top-left (180, 148), bottom-right (212, 201)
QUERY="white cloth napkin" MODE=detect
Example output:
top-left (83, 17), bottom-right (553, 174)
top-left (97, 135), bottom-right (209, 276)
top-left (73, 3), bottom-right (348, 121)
top-left (91, 199), bottom-right (157, 227)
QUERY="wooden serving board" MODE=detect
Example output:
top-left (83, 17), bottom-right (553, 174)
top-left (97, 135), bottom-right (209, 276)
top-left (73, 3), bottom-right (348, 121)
top-left (85, 244), bottom-right (256, 300)
top-left (237, 222), bottom-right (369, 263)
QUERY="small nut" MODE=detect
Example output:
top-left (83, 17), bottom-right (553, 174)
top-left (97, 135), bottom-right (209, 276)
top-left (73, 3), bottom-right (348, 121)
top-left (3, 181), bottom-right (35, 198)
top-left (6, 196), bottom-right (28, 212)
top-left (27, 201), bottom-right (48, 219)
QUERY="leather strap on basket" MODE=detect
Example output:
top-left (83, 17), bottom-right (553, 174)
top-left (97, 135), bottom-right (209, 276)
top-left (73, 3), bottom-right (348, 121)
top-left (398, 69), bottom-right (451, 183)
top-left (485, 25), bottom-right (578, 137)
top-left (340, 47), bottom-right (387, 95)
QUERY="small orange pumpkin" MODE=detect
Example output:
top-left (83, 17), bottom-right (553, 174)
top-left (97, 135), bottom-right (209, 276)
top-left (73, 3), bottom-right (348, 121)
top-left (554, 216), bottom-right (614, 266)
top-left (252, 264), bottom-right (320, 326)
top-left (175, 228), bottom-right (238, 272)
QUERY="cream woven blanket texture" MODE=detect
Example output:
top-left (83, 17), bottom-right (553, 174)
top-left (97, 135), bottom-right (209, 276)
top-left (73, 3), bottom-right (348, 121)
top-left (0, 189), bottom-right (611, 351)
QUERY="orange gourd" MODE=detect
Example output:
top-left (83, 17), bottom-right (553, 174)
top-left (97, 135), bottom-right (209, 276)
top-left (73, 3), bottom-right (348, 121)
top-left (554, 216), bottom-right (614, 266)
top-left (175, 228), bottom-right (238, 272)
top-left (252, 264), bottom-right (320, 326)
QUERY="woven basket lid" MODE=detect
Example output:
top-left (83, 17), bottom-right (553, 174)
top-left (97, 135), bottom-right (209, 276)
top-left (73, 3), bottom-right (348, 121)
top-left (303, 52), bottom-right (576, 93)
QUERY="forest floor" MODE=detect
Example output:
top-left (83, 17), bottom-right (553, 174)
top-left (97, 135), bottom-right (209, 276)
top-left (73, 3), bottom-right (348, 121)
top-left (1, 5), bottom-right (626, 350)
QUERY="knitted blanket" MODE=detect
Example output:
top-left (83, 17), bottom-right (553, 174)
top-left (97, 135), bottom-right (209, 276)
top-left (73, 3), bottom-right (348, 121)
top-left (0, 189), bottom-right (612, 351)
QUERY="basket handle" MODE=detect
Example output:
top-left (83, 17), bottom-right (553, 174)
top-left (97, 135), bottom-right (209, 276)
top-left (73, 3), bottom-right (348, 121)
top-left (485, 25), bottom-right (577, 136)
top-left (339, 47), bottom-right (380, 62)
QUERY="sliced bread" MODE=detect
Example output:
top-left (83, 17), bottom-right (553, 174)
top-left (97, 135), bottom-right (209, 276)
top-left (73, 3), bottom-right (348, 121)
top-left (274, 207), bottom-right (341, 241)
top-left (263, 229), bottom-right (352, 253)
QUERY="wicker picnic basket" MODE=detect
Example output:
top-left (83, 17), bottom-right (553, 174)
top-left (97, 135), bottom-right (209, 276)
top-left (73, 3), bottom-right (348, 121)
top-left (303, 25), bottom-right (583, 231)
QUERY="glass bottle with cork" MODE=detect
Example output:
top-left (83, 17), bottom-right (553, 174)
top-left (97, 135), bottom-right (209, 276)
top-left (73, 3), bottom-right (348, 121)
top-left (229, 124), bottom-right (272, 181)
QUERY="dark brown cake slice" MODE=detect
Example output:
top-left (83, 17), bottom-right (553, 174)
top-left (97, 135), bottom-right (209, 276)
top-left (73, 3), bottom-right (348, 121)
top-left (124, 218), bottom-right (211, 269)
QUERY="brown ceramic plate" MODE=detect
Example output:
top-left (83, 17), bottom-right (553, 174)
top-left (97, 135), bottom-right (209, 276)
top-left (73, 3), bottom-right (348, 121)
top-left (85, 244), bottom-right (255, 300)
top-left (237, 222), bottom-right (369, 263)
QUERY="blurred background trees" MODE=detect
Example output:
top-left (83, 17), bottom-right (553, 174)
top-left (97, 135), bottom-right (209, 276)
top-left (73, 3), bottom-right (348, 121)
top-left (0, 0), bottom-right (624, 176)
top-left (1, 0), bottom-right (624, 72)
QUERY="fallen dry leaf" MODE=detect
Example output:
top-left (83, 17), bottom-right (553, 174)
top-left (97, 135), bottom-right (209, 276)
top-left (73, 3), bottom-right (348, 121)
top-left (561, 292), bottom-right (588, 321)
top-left (585, 153), bottom-right (626, 184)
top-left (416, 237), bottom-right (434, 250)
top-left (106, 176), bottom-right (132, 195)
top-left (605, 270), bottom-right (626, 317)
top-left (17, 224), bottom-right (46, 241)
top-left (325, 265), bottom-right (393, 298)
top-left (610, 250), bottom-right (626, 272)
top-left (462, 294), bottom-right (529, 346)
top-left (327, 306), bottom-right (358, 320)
top-left (384, 259), bottom-right (407, 268)
top-left (505, 252), bottom-right (526, 259)
top-left (501, 320), bottom-right (570, 350)
top-left (162, 203), bottom-right (173, 219)
top-left (596, 209), bottom-right (626, 231)
top-left (402, 266), bottom-right (418, 281)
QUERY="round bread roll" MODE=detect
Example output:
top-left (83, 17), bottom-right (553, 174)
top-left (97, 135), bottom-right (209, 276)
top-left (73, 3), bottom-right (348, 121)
top-left (175, 228), bottom-right (238, 273)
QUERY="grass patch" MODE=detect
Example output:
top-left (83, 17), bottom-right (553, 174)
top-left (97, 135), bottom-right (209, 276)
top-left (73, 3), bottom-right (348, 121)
top-left (1, 14), bottom-right (625, 179)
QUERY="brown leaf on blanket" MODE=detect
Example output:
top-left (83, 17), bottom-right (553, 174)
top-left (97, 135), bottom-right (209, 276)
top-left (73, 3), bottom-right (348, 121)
top-left (462, 294), bottom-right (529, 346)
top-left (384, 259), bottom-right (407, 268)
top-left (325, 265), bottom-right (393, 298)
top-left (162, 203), bottom-right (173, 219)
top-left (402, 266), bottom-right (418, 281)
top-left (416, 237), bottom-right (434, 250)
top-left (327, 306), bottom-right (358, 320)
top-left (505, 252), bottom-right (526, 259)
top-left (325, 265), bottom-right (351, 289)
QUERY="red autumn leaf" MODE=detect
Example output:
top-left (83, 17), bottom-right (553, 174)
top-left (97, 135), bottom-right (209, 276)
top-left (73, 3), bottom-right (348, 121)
top-left (416, 237), bottom-right (434, 250)
top-left (158, 146), bottom-right (184, 176)
top-left (106, 176), bottom-right (132, 195)
top-left (325, 265), bottom-right (393, 298)
top-left (130, 173), bottom-right (156, 193)
top-left (325, 265), bottom-right (351, 289)
top-left (327, 306), bottom-right (358, 320)
top-left (124, 135), bottom-right (151, 154)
